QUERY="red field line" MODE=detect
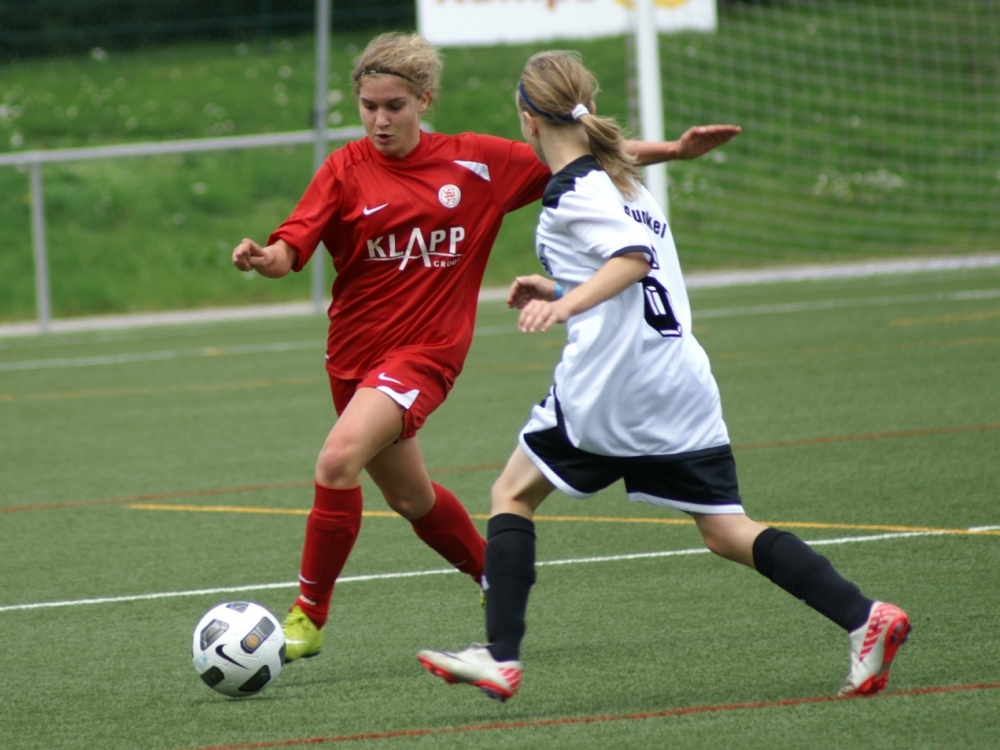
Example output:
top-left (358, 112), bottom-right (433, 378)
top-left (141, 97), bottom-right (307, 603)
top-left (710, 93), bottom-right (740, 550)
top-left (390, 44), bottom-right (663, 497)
top-left (182, 681), bottom-right (1000, 750)
top-left (5, 423), bottom-right (998, 514)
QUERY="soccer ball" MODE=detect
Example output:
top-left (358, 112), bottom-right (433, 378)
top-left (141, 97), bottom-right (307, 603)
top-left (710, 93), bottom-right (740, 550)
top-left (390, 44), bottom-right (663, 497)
top-left (191, 601), bottom-right (286, 697)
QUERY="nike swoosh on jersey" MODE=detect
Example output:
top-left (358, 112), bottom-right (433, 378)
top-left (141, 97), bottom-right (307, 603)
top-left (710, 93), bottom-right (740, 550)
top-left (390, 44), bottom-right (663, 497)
top-left (363, 203), bottom-right (389, 215)
top-left (378, 372), bottom-right (404, 385)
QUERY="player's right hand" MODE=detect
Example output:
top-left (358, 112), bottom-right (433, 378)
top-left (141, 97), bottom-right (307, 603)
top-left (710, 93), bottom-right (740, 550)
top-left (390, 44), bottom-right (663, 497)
top-left (232, 238), bottom-right (264, 272)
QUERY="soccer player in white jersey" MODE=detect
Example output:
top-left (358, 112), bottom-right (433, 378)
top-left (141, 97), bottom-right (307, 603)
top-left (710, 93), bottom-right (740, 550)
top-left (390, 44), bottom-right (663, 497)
top-left (418, 50), bottom-right (910, 702)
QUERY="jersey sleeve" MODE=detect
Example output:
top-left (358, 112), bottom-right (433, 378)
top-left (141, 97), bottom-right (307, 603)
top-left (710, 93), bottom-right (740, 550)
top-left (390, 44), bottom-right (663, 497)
top-left (557, 186), bottom-right (652, 262)
top-left (474, 135), bottom-right (551, 214)
top-left (267, 157), bottom-right (344, 272)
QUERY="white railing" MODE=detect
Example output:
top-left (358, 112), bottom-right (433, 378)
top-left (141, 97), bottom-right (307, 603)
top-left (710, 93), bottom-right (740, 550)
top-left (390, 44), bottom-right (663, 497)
top-left (0, 127), bottom-right (364, 332)
top-left (0, 0), bottom-right (340, 334)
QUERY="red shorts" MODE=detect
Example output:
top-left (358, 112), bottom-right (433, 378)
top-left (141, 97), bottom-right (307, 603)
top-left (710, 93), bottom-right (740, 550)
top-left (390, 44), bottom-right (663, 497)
top-left (327, 352), bottom-right (454, 441)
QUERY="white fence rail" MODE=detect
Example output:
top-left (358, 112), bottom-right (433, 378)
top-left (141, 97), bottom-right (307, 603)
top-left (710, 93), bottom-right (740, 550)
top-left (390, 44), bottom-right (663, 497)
top-left (0, 127), bottom-right (363, 332)
top-left (1, 0), bottom-right (339, 334)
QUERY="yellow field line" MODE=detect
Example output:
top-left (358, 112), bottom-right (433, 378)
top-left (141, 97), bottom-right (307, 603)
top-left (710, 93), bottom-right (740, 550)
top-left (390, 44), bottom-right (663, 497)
top-left (891, 308), bottom-right (1000, 326)
top-left (127, 503), bottom-right (1000, 536)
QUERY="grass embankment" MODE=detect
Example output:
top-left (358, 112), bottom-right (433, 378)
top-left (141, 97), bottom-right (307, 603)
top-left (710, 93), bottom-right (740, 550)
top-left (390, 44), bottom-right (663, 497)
top-left (0, 1), bottom-right (997, 320)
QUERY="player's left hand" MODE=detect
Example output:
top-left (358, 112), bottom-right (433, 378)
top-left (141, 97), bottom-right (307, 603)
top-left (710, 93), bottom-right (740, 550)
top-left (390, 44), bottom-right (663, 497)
top-left (508, 274), bottom-right (558, 309)
top-left (518, 299), bottom-right (569, 333)
top-left (673, 124), bottom-right (742, 160)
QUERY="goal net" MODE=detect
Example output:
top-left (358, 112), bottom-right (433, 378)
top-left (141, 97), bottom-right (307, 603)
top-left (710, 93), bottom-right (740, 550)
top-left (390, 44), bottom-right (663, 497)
top-left (642, 0), bottom-right (999, 267)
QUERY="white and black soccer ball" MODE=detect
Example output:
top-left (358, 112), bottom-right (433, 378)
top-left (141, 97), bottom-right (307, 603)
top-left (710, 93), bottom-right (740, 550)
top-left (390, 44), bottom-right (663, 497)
top-left (192, 601), bottom-right (285, 697)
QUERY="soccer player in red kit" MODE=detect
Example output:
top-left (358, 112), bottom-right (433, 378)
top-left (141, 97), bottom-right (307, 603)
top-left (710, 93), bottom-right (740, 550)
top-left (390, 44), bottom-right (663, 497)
top-left (232, 31), bottom-right (741, 662)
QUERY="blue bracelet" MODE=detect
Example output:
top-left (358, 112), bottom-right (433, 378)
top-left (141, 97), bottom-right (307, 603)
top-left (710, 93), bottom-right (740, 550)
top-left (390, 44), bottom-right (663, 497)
top-left (553, 283), bottom-right (564, 299)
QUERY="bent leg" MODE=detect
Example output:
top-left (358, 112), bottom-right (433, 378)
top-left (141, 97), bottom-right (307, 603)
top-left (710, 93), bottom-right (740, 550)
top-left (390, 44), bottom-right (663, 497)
top-left (694, 513), bottom-right (873, 632)
top-left (296, 388), bottom-right (406, 628)
top-left (315, 386), bottom-right (406, 488)
top-left (751, 526), bottom-right (873, 631)
top-left (485, 447), bottom-right (556, 662)
top-left (367, 438), bottom-right (486, 584)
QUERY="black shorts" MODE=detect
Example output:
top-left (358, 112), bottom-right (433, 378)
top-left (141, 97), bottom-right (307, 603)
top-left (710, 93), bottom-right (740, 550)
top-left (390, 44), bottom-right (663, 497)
top-left (520, 425), bottom-right (744, 515)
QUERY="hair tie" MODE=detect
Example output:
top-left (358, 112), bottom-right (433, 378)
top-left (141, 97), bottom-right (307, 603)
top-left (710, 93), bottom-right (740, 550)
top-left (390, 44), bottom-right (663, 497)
top-left (571, 103), bottom-right (589, 121)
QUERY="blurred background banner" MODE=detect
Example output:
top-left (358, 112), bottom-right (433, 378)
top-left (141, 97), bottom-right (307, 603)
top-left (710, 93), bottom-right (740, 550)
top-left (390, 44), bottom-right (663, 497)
top-left (417, 0), bottom-right (716, 46)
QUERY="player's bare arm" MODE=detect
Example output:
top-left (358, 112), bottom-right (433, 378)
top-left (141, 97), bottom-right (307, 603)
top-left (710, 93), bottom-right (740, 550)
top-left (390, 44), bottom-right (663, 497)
top-left (625, 124), bottom-right (742, 165)
top-left (517, 252), bottom-right (651, 334)
top-left (507, 274), bottom-right (558, 310)
top-left (232, 238), bottom-right (297, 278)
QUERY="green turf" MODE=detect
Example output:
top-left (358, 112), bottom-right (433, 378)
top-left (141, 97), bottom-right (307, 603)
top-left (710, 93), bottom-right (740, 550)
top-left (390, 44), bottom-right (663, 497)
top-left (1, 266), bottom-right (999, 748)
top-left (1, 1), bottom-right (998, 321)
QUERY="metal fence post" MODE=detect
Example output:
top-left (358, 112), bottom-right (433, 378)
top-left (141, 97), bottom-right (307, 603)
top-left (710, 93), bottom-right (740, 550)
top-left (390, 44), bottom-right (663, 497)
top-left (29, 161), bottom-right (52, 333)
top-left (311, 0), bottom-right (331, 315)
top-left (634, 0), bottom-right (668, 219)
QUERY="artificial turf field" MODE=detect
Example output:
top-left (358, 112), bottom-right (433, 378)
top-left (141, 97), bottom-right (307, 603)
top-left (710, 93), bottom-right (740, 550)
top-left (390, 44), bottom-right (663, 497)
top-left (1, 263), bottom-right (999, 748)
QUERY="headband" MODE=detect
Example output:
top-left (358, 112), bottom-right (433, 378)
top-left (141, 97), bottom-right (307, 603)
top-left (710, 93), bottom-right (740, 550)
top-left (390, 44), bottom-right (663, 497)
top-left (519, 81), bottom-right (589, 123)
top-left (355, 68), bottom-right (418, 86)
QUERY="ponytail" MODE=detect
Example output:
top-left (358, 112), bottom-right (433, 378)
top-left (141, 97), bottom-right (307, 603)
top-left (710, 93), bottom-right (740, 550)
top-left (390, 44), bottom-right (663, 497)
top-left (517, 51), bottom-right (642, 199)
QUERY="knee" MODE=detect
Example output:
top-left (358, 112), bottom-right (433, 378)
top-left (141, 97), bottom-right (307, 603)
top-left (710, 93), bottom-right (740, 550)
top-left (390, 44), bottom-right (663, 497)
top-left (696, 520), bottom-right (726, 557)
top-left (694, 514), bottom-right (765, 568)
top-left (489, 476), bottom-right (539, 517)
top-left (315, 443), bottom-right (362, 488)
top-left (702, 531), bottom-right (736, 560)
top-left (489, 475), bottom-right (518, 515)
top-left (383, 488), bottom-right (434, 520)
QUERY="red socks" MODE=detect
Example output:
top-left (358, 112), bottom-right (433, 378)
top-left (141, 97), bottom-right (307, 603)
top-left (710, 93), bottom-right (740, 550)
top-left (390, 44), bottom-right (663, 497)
top-left (294, 481), bottom-right (484, 629)
top-left (410, 482), bottom-right (486, 585)
top-left (294, 483), bottom-right (363, 628)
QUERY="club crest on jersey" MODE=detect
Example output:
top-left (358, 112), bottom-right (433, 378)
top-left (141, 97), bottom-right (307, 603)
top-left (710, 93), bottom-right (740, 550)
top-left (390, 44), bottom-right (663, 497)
top-left (438, 184), bottom-right (461, 209)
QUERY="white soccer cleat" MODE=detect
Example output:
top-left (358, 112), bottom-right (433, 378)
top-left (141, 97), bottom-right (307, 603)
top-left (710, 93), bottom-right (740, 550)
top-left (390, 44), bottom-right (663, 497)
top-left (417, 644), bottom-right (523, 702)
top-left (839, 601), bottom-right (911, 696)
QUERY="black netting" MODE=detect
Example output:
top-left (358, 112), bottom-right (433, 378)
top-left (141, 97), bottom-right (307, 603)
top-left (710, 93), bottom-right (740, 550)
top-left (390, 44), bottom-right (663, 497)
top-left (0, 0), bottom-right (415, 60)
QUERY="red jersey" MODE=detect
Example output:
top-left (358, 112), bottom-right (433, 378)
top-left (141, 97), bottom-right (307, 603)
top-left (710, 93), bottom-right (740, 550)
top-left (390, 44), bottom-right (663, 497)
top-left (269, 131), bottom-right (550, 381)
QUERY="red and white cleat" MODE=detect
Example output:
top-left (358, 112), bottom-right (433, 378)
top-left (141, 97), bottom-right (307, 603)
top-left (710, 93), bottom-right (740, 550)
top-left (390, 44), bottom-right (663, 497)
top-left (839, 601), bottom-right (911, 696)
top-left (417, 644), bottom-right (523, 702)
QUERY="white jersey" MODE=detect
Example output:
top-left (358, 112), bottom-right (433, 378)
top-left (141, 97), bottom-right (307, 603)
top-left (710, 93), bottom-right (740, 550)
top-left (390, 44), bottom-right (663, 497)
top-left (533, 156), bottom-right (729, 457)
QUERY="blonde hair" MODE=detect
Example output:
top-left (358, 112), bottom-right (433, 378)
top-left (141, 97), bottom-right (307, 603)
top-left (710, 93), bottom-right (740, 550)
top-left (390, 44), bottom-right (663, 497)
top-left (351, 32), bottom-right (442, 104)
top-left (517, 51), bottom-right (641, 199)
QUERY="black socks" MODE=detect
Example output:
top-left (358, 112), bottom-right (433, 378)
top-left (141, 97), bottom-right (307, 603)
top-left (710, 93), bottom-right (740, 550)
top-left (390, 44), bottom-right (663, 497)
top-left (752, 527), bottom-right (873, 632)
top-left (482, 520), bottom-right (873, 664)
top-left (484, 513), bottom-right (537, 662)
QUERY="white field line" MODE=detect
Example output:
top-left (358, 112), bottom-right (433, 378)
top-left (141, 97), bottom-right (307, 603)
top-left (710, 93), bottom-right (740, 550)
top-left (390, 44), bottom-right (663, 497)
top-left (0, 530), bottom-right (946, 614)
top-left (3, 287), bottom-right (999, 372)
top-left (692, 288), bottom-right (1000, 320)
top-left (0, 340), bottom-right (316, 372)
top-left (681, 254), bottom-right (1000, 288)
top-left (1, 254), bottom-right (998, 340)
